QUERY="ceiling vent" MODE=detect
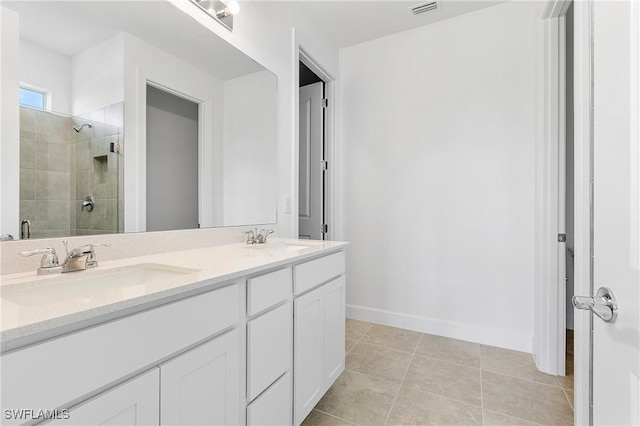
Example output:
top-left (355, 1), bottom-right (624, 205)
top-left (410, 1), bottom-right (439, 15)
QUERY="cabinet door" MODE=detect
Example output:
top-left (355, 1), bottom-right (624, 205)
top-left (47, 369), bottom-right (159, 426)
top-left (160, 330), bottom-right (240, 426)
top-left (294, 286), bottom-right (325, 425)
top-left (324, 276), bottom-right (345, 387)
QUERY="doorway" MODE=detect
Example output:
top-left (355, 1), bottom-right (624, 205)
top-left (562, 1), bottom-right (575, 392)
top-left (298, 61), bottom-right (327, 240)
top-left (146, 84), bottom-right (199, 231)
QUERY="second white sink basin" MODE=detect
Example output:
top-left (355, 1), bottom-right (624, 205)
top-left (244, 240), bottom-right (326, 252)
top-left (2, 263), bottom-right (200, 307)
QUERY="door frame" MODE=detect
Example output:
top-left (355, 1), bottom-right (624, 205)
top-left (126, 69), bottom-right (215, 233)
top-left (534, 0), bottom-right (591, 423)
top-left (297, 48), bottom-right (336, 241)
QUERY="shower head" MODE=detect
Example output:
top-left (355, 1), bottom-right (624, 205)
top-left (73, 122), bottom-right (92, 133)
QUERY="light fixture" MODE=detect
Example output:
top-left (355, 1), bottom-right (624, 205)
top-left (216, 0), bottom-right (240, 19)
top-left (191, 0), bottom-right (239, 31)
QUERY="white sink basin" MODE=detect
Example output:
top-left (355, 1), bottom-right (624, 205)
top-left (244, 240), bottom-right (325, 252)
top-left (2, 263), bottom-right (200, 307)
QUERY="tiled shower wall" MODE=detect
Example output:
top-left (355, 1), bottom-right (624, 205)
top-left (72, 103), bottom-right (124, 236)
top-left (20, 107), bottom-right (72, 239)
top-left (18, 103), bottom-right (124, 239)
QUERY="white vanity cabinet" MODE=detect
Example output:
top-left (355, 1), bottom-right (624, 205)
top-left (293, 253), bottom-right (346, 425)
top-left (1, 245), bottom-right (347, 426)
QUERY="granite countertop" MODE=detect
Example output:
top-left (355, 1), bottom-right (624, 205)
top-left (0, 238), bottom-right (348, 352)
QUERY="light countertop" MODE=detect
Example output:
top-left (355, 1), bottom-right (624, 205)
top-left (0, 239), bottom-right (347, 352)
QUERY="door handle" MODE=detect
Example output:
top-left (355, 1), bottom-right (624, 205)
top-left (573, 287), bottom-right (618, 323)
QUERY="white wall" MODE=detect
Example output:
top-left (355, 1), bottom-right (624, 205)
top-left (19, 40), bottom-right (71, 114)
top-left (340, 1), bottom-right (538, 351)
top-left (0, 6), bottom-right (20, 239)
top-left (71, 33), bottom-right (125, 115)
top-left (223, 70), bottom-right (277, 225)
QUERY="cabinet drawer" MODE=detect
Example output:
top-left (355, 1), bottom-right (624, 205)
top-left (1, 283), bottom-right (239, 420)
top-left (247, 372), bottom-right (292, 426)
top-left (247, 268), bottom-right (291, 316)
top-left (45, 369), bottom-right (160, 426)
top-left (293, 251), bottom-right (345, 295)
top-left (247, 303), bottom-right (291, 401)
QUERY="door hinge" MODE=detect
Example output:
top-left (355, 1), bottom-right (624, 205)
top-left (321, 98), bottom-right (328, 108)
top-left (321, 160), bottom-right (328, 171)
top-left (558, 233), bottom-right (566, 242)
top-left (321, 224), bottom-right (328, 234)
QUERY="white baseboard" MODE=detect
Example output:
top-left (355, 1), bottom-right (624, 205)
top-left (346, 304), bottom-right (533, 353)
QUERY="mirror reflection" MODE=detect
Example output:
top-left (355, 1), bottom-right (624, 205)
top-left (2, 0), bottom-right (278, 240)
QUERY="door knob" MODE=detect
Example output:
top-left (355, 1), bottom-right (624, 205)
top-left (573, 287), bottom-right (618, 323)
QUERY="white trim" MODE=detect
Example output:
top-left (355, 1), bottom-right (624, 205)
top-left (346, 305), bottom-right (532, 353)
top-left (557, 14), bottom-right (568, 378)
top-left (297, 47), bottom-right (337, 241)
top-left (571, 1), bottom-right (591, 423)
top-left (534, 13), bottom-right (564, 376)
top-left (540, 0), bottom-right (572, 20)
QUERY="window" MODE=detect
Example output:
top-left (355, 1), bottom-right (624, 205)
top-left (19, 87), bottom-right (46, 110)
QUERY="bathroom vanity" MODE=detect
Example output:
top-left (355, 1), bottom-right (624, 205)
top-left (0, 239), bottom-right (347, 425)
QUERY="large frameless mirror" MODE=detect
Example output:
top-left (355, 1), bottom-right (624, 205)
top-left (1, 0), bottom-right (277, 240)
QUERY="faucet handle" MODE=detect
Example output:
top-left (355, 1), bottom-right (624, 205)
top-left (86, 244), bottom-right (109, 268)
top-left (19, 248), bottom-right (60, 268)
top-left (244, 229), bottom-right (257, 244)
top-left (257, 228), bottom-right (274, 243)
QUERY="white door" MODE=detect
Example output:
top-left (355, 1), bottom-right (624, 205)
top-left (160, 330), bottom-right (240, 425)
top-left (294, 286), bottom-right (325, 424)
top-left (48, 369), bottom-right (159, 426)
top-left (299, 82), bottom-right (324, 240)
top-left (589, 1), bottom-right (640, 424)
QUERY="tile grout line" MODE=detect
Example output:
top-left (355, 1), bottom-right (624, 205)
top-left (346, 321), bottom-right (373, 356)
top-left (482, 409), bottom-right (547, 426)
top-left (560, 386), bottom-right (574, 412)
top-left (383, 332), bottom-right (421, 426)
top-left (313, 408), bottom-right (359, 425)
top-left (345, 366), bottom-right (487, 412)
top-left (349, 339), bottom-right (419, 355)
top-left (480, 367), bottom-right (565, 389)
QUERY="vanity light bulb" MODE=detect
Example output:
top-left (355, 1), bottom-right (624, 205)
top-left (227, 0), bottom-right (240, 15)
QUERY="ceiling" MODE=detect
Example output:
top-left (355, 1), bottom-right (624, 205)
top-left (2, 1), bottom-right (265, 80)
top-left (297, 0), bottom-right (505, 49)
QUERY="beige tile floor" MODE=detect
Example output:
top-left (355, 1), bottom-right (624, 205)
top-left (302, 320), bottom-right (574, 426)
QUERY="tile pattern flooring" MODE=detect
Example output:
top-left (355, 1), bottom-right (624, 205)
top-left (302, 320), bottom-right (574, 426)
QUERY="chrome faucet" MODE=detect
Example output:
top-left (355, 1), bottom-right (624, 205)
top-left (257, 228), bottom-right (274, 244)
top-left (19, 242), bottom-right (110, 275)
top-left (61, 241), bottom-right (110, 273)
top-left (244, 228), bottom-right (274, 245)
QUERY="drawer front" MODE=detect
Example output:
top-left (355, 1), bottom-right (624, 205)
top-left (247, 372), bottom-right (292, 426)
top-left (1, 283), bottom-right (239, 420)
top-left (247, 268), bottom-right (291, 316)
top-left (45, 369), bottom-right (160, 426)
top-left (247, 303), bottom-right (291, 401)
top-left (294, 251), bottom-right (345, 295)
